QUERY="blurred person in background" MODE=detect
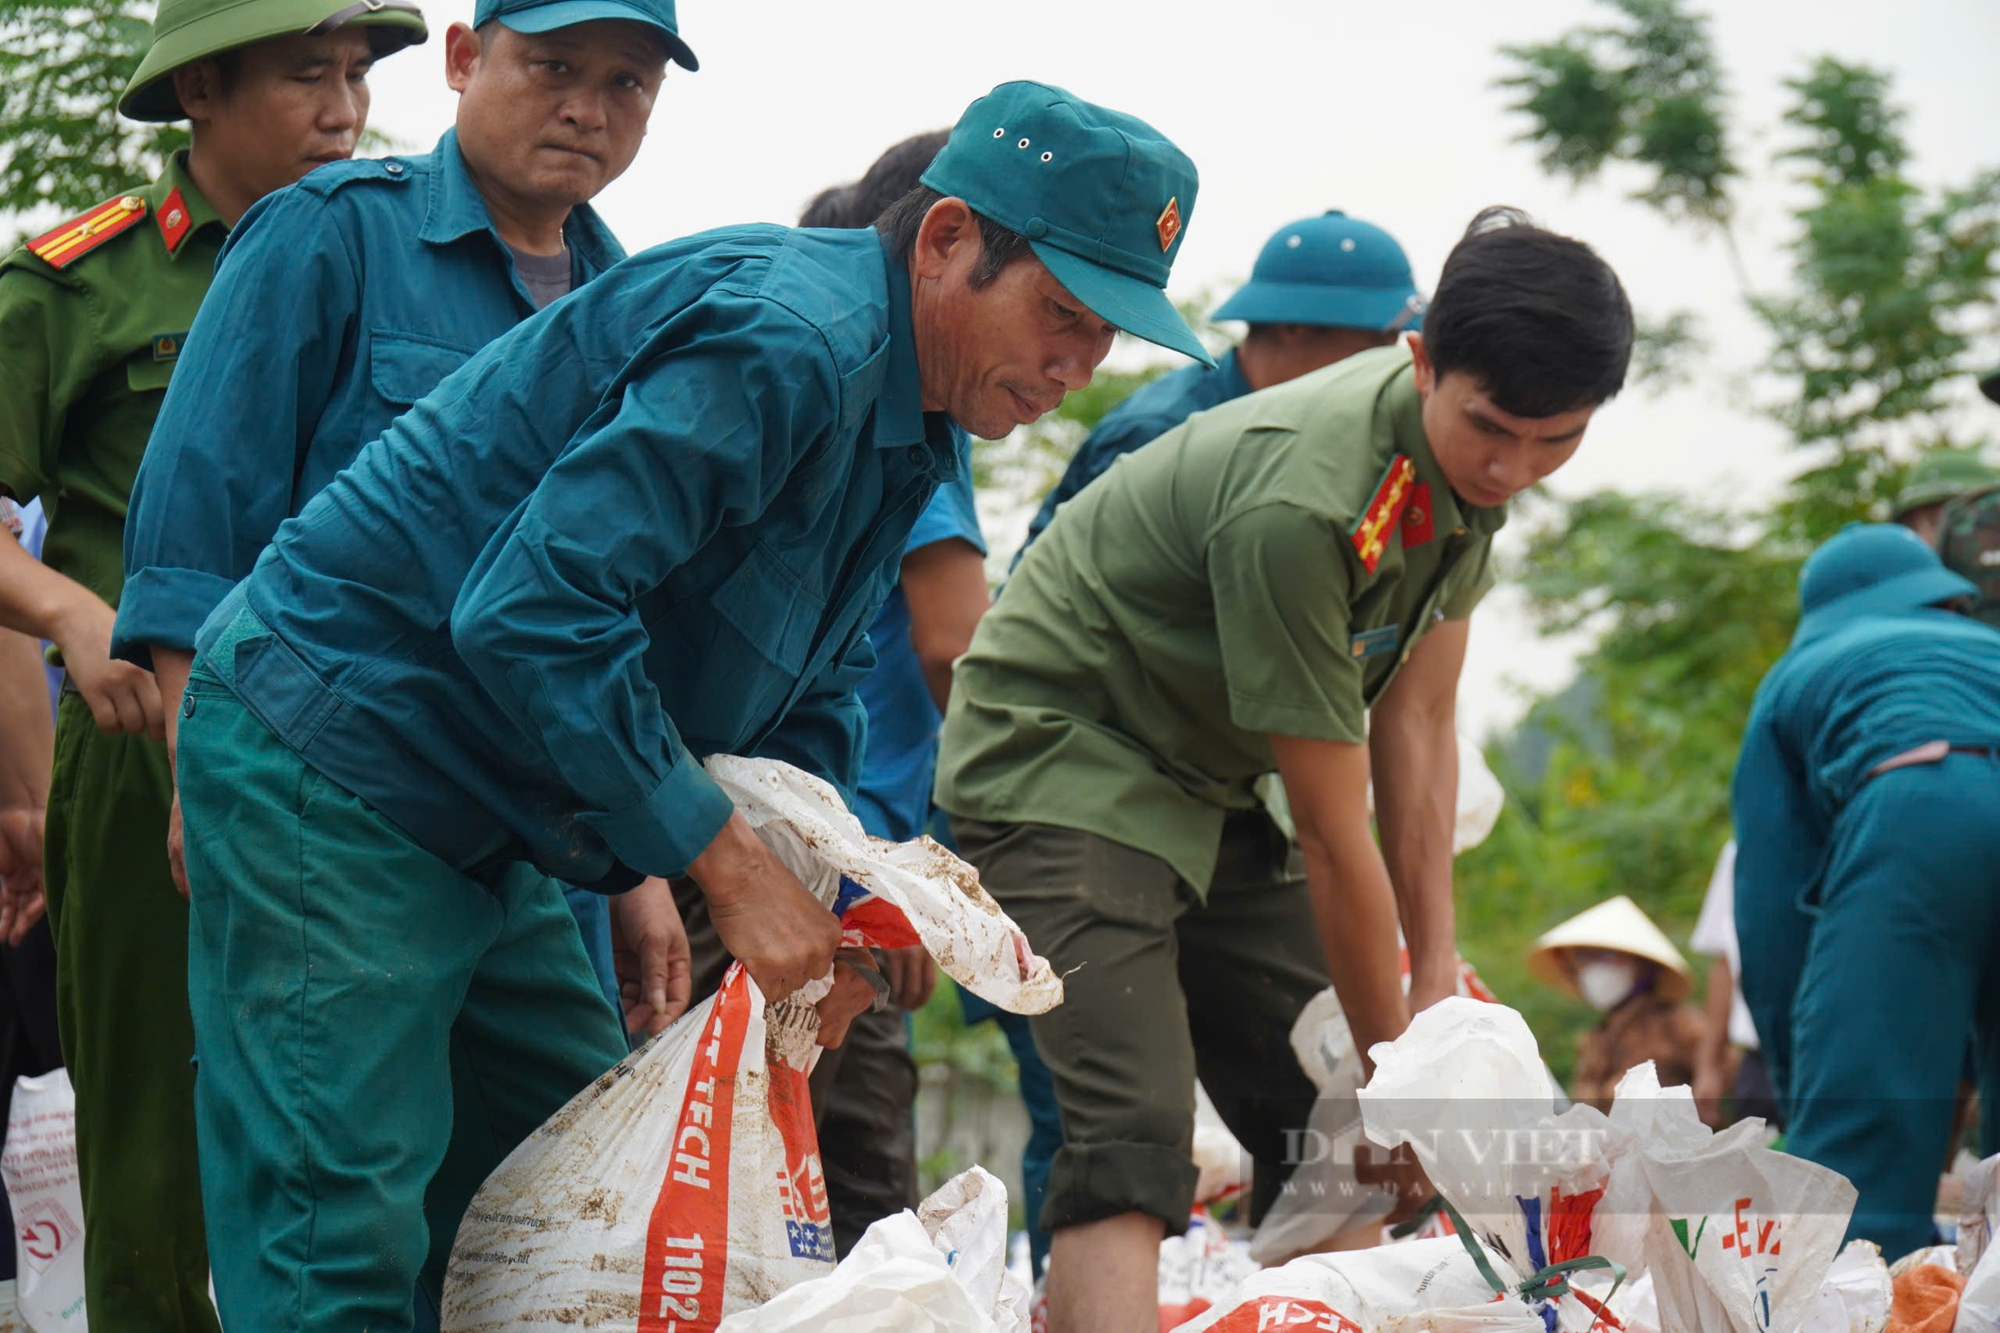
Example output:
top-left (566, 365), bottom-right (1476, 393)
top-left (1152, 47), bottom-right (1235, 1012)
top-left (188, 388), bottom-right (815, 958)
top-left (1734, 523), bottom-right (2000, 1258)
top-left (1527, 894), bottom-right (1704, 1113)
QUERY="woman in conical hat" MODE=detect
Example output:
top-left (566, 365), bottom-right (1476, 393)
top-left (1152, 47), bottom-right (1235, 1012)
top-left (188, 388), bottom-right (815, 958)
top-left (1528, 895), bottom-right (1704, 1113)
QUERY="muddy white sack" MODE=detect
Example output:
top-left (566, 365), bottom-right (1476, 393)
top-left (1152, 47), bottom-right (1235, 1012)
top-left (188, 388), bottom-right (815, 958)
top-left (441, 758), bottom-right (1062, 1333)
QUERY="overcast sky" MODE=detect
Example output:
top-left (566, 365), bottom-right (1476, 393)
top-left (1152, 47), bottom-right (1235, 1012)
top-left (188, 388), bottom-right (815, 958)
top-left (359, 0), bottom-right (2000, 739)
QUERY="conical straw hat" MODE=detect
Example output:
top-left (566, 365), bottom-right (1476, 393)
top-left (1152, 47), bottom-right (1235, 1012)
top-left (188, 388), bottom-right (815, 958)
top-left (1526, 895), bottom-right (1694, 1003)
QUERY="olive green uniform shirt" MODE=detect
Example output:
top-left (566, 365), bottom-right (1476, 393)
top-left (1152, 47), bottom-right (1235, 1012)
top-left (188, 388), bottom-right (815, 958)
top-left (933, 345), bottom-right (1506, 893)
top-left (0, 153), bottom-right (226, 607)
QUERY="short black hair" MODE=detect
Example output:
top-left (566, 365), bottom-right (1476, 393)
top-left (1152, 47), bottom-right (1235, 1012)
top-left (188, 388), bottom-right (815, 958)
top-left (799, 129), bottom-right (951, 229)
top-left (1423, 206), bottom-right (1633, 417)
top-left (874, 185), bottom-right (1033, 290)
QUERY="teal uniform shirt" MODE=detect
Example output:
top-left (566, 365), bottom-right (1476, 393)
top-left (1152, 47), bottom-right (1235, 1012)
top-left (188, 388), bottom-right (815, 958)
top-left (196, 225), bottom-right (960, 889)
top-left (1733, 602), bottom-right (2000, 1255)
top-left (113, 129), bottom-right (623, 666)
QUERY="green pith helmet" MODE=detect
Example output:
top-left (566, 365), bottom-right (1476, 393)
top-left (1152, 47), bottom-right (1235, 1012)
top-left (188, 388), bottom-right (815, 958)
top-left (121, 0), bottom-right (429, 123)
top-left (1891, 448), bottom-right (2000, 519)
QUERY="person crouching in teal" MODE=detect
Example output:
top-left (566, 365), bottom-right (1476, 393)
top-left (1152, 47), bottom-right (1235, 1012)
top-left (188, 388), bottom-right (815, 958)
top-left (1732, 523), bottom-right (2000, 1259)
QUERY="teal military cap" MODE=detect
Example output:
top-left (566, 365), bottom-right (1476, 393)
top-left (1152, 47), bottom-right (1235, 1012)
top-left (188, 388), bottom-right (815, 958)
top-left (1211, 210), bottom-right (1424, 332)
top-left (475, 0), bottom-right (696, 69)
top-left (922, 81), bottom-right (1211, 366)
top-left (1798, 523), bottom-right (1975, 636)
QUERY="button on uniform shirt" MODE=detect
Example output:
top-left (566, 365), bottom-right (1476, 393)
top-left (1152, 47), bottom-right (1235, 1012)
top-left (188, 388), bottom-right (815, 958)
top-left (935, 345), bottom-right (1504, 894)
top-left (0, 152), bottom-right (225, 612)
top-left (113, 129), bottom-right (622, 668)
top-left (1016, 348), bottom-right (1249, 559)
top-left (854, 473), bottom-right (986, 842)
top-left (198, 227), bottom-right (961, 889)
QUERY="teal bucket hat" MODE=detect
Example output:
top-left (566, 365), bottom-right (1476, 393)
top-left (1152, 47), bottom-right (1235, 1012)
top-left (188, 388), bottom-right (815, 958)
top-left (922, 81), bottom-right (1211, 366)
top-left (475, 0), bottom-right (696, 70)
top-left (1211, 210), bottom-right (1424, 332)
top-left (1795, 523), bottom-right (1976, 642)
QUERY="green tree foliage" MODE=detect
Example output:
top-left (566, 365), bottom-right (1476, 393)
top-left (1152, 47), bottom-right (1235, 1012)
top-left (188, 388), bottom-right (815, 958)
top-left (0, 0), bottom-right (182, 220)
top-left (1474, 3), bottom-right (1997, 1080)
top-left (1497, 0), bottom-right (1736, 223)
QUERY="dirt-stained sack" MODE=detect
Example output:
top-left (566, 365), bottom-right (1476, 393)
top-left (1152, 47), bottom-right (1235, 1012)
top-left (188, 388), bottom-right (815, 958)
top-left (441, 758), bottom-right (1062, 1333)
top-left (711, 1166), bottom-right (1029, 1333)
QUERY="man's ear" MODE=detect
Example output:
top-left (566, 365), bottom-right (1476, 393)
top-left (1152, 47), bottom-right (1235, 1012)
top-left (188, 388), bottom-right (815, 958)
top-left (1406, 331), bottom-right (1433, 395)
top-left (912, 196), bottom-right (978, 283)
top-left (443, 21), bottom-right (484, 93)
top-left (171, 59), bottom-right (225, 125)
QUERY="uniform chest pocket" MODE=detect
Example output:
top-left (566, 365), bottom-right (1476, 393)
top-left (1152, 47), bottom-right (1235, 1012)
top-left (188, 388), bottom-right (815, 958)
top-left (710, 540), bottom-right (826, 676)
top-left (125, 354), bottom-right (175, 394)
top-left (369, 331), bottom-right (478, 407)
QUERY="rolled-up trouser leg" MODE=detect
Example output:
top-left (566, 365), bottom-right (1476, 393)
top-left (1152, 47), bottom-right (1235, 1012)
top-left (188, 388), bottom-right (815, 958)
top-left (42, 692), bottom-right (220, 1333)
top-left (955, 815), bottom-right (1324, 1238)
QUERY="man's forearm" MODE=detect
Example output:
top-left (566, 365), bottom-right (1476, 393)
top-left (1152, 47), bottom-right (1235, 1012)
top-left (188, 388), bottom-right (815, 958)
top-left (1296, 823), bottom-right (1410, 1069)
top-left (1370, 705), bottom-right (1459, 1001)
top-left (0, 626), bottom-right (53, 809)
top-left (0, 531), bottom-right (96, 645)
top-left (1270, 732), bottom-right (1412, 1071)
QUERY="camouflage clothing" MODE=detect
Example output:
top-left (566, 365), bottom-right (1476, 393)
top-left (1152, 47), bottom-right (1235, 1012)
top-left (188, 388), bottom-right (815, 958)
top-left (1936, 485), bottom-right (2000, 628)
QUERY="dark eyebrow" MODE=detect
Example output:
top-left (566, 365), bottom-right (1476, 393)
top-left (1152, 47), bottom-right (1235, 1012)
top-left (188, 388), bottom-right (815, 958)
top-left (1466, 402), bottom-right (1587, 445)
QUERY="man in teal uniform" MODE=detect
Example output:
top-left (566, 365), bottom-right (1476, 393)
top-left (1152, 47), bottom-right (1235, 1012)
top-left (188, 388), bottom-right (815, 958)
top-left (1017, 209), bottom-right (1422, 556)
top-left (115, 0), bottom-right (699, 1016)
top-left (167, 82), bottom-right (1209, 1331)
top-left (935, 208), bottom-right (1633, 1333)
top-left (1733, 524), bottom-right (2000, 1259)
top-left (0, 0), bottom-right (425, 1323)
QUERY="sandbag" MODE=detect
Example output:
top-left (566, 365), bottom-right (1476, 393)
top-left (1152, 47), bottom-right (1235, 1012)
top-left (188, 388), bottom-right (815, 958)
top-left (1252, 958), bottom-right (1506, 1265)
top-left (711, 1167), bottom-right (1028, 1333)
top-left (1956, 1153), bottom-right (2000, 1333)
top-left (1358, 998), bottom-right (1862, 1333)
top-left (442, 758), bottom-right (1062, 1333)
top-left (1, 1069), bottom-right (87, 1332)
top-left (1171, 1236), bottom-right (1537, 1333)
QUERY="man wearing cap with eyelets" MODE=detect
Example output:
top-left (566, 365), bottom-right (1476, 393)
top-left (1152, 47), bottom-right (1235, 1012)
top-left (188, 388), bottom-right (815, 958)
top-left (114, 0), bottom-right (700, 1029)
top-left (936, 208), bottom-right (1633, 1333)
top-left (1018, 209), bottom-right (1423, 556)
top-left (161, 81), bottom-right (1205, 1331)
top-left (1733, 523), bottom-right (2000, 1259)
top-left (0, 0), bottom-right (425, 1324)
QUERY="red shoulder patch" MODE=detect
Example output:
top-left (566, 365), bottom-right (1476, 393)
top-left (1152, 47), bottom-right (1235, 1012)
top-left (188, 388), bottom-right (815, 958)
top-left (1403, 481), bottom-right (1435, 547)
top-left (156, 188), bottom-right (192, 252)
top-left (28, 194), bottom-right (148, 270)
top-left (1349, 455), bottom-right (1416, 573)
